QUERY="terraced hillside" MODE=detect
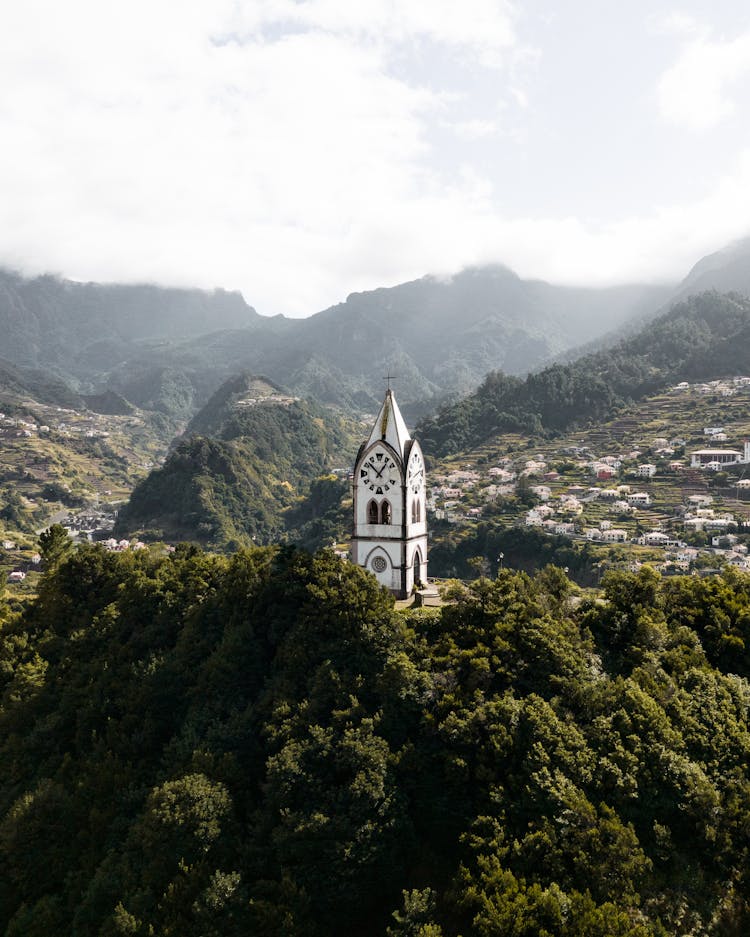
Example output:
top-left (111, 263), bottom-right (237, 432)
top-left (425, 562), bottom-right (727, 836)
top-left (0, 395), bottom-right (174, 597)
top-left (425, 377), bottom-right (750, 581)
top-left (418, 292), bottom-right (750, 456)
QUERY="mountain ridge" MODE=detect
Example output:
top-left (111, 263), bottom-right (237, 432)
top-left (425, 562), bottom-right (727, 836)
top-left (2, 235), bottom-right (750, 416)
top-left (0, 263), bottom-right (671, 413)
top-left (417, 290), bottom-right (750, 457)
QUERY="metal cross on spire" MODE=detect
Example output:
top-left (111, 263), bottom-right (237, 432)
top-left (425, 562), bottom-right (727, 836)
top-left (382, 370), bottom-right (397, 391)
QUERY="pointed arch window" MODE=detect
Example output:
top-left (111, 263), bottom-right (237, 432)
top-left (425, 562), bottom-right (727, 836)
top-left (368, 500), bottom-right (379, 524)
top-left (411, 499), bottom-right (421, 523)
top-left (381, 500), bottom-right (392, 524)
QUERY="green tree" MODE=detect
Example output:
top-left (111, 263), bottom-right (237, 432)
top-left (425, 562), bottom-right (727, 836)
top-left (516, 473), bottom-right (538, 507)
top-left (5, 544), bottom-right (750, 935)
top-left (38, 523), bottom-right (73, 571)
top-left (387, 888), bottom-right (443, 936)
top-left (0, 585), bottom-right (8, 625)
top-left (0, 487), bottom-right (34, 529)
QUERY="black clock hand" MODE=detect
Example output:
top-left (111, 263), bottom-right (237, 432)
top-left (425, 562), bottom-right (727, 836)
top-left (374, 464), bottom-right (386, 478)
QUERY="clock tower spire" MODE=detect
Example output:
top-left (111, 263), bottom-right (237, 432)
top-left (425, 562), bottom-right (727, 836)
top-left (351, 388), bottom-right (427, 598)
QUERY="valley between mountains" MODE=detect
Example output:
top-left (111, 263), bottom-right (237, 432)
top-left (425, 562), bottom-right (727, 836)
top-left (3, 240), bottom-right (750, 596)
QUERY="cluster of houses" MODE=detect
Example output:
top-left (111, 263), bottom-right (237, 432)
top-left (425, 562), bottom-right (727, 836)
top-left (2, 540), bottom-right (42, 583)
top-left (429, 458), bottom-right (659, 529)
top-left (0, 404), bottom-right (143, 443)
top-left (0, 414), bottom-right (50, 437)
top-left (3, 535), bottom-right (151, 582)
top-left (0, 400), bottom-right (163, 577)
top-left (100, 538), bottom-right (147, 552)
top-left (426, 404), bottom-right (750, 571)
top-left (429, 468), bottom-right (489, 522)
top-left (2, 533), bottom-right (151, 584)
top-left (61, 508), bottom-right (118, 541)
top-left (673, 376), bottom-right (750, 397)
top-left (0, 407), bottom-right (117, 439)
top-left (668, 381), bottom-right (750, 469)
top-left (525, 485), bottom-right (652, 540)
top-left (52, 406), bottom-right (121, 438)
top-left (234, 393), bottom-right (299, 409)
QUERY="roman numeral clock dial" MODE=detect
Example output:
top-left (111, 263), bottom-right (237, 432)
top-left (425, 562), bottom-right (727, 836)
top-left (408, 451), bottom-right (424, 493)
top-left (359, 451), bottom-right (397, 494)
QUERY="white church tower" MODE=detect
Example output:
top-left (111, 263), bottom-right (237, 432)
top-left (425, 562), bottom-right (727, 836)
top-left (351, 388), bottom-right (428, 598)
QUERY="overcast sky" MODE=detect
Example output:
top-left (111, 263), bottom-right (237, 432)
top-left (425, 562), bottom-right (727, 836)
top-left (2, 1), bottom-right (750, 316)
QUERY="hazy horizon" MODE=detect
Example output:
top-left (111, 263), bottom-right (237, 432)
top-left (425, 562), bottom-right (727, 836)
top-left (1, 252), bottom-right (687, 321)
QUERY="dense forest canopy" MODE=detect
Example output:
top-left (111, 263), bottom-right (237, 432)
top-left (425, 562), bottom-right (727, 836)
top-left (2, 546), bottom-right (750, 934)
top-left (417, 291), bottom-right (750, 456)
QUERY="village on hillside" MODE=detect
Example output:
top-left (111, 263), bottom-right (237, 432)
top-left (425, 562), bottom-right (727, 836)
top-left (0, 399), bottom-right (173, 592)
top-left (6, 375), bottom-right (750, 594)
top-left (427, 377), bottom-right (750, 575)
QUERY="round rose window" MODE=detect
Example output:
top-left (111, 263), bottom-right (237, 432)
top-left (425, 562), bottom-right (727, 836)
top-left (371, 556), bottom-right (388, 573)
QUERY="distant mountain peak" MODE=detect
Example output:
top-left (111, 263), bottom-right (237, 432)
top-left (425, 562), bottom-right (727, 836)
top-left (680, 235), bottom-right (750, 293)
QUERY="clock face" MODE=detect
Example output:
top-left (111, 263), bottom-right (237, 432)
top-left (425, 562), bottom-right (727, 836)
top-left (407, 450), bottom-right (424, 494)
top-left (359, 449), bottom-right (399, 495)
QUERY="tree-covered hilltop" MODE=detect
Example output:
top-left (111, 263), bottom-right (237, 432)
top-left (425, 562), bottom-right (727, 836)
top-left (2, 546), bottom-right (750, 934)
top-left (115, 375), bottom-right (357, 549)
top-left (418, 291), bottom-right (750, 456)
top-left (0, 358), bottom-right (82, 410)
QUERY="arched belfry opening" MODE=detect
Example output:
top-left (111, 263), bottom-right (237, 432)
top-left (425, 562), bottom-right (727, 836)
top-left (381, 500), bottom-right (391, 524)
top-left (367, 500), bottom-right (378, 524)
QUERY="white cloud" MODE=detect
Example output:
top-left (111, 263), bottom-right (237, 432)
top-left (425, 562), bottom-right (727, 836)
top-left (0, 0), bottom-right (539, 315)
top-left (0, 2), bottom-right (447, 312)
top-left (460, 148), bottom-right (750, 288)
top-left (651, 11), bottom-right (705, 38)
top-left (0, 1), bottom-right (749, 318)
top-left (449, 118), bottom-right (501, 139)
top-left (234, 0), bottom-right (520, 65)
top-left (657, 25), bottom-right (750, 131)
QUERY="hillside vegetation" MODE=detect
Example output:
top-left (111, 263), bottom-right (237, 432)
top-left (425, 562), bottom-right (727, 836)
top-left (0, 263), bottom-right (671, 416)
top-left (0, 359), bottom-right (82, 410)
top-left (253, 266), bottom-right (671, 407)
top-left (2, 547), bottom-right (750, 934)
top-left (6, 237), bottom-right (750, 418)
top-left (115, 376), bottom-right (357, 548)
top-left (0, 398), bottom-right (173, 550)
top-left (418, 292), bottom-right (750, 456)
top-left (0, 269), bottom-right (258, 371)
